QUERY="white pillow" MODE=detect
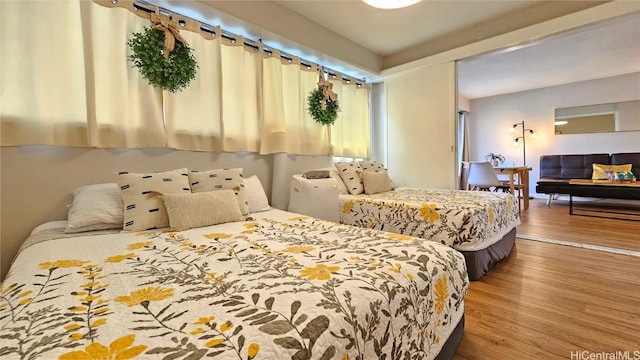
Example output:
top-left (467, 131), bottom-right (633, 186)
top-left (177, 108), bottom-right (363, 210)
top-left (244, 175), bottom-right (271, 213)
top-left (189, 168), bottom-right (249, 215)
top-left (65, 183), bottom-right (124, 233)
top-left (162, 190), bottom-right (243, 231)
top-left (335, 162), bottom-right (364, 195)
top-left (362, 170), bottom-right (394, 195)
top-left (116, 168), bottom-right (191, 231)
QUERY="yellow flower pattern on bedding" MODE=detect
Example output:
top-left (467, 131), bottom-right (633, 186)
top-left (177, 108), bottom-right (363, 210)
top-left (39, 259), bottom-right (86, 270)
top-left (419, 203), bottom-right (440, 222)
top-left (387, 233), bottom-right (413, 241)
top-left (342, 200), bottom-right (355, 214)
top-left (434, 276), bottom-right (449, 315)
top-left (299, 264), bottom-right (340, 281)
top-left (115, 287), bottom-right (174, 307)
top-left (0, 211), bottom-right (467, 360)
top-left (283, 245), bottom-right (315, 253)
top-left (339, 187), bottom-right (520, 250)
top-left (59, 334), bottom-right (147, 360)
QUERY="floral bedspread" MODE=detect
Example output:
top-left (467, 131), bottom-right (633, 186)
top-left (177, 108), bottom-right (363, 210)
top-left (0, 209), bottom-right (467, 360)
top-left (340, 188), bottom-right (521, 251)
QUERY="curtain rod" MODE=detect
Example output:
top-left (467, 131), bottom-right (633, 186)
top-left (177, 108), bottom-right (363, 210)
top-left (124, 0), bottom-right (366, 84)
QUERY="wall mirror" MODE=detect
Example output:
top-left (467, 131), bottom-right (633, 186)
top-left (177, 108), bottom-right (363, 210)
top-left (554, 100), bottom-right (640, 135)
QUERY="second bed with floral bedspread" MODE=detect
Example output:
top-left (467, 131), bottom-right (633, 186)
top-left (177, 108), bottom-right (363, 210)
top-left (340, 188), bottom-right (521, 252)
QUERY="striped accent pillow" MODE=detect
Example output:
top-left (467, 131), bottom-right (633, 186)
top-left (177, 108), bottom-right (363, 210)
top-left (116, 168), bottom-right (190, 231)
top-left (188, 168), bottom-right (249, 215)
top-left (335, 162), bottom-right (364, 195)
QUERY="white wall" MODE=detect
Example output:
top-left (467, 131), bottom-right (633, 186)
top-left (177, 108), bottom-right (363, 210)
top-left (385, 62), bottom-right (457, 189)
top-left (0, 146), bottom-right (334, 280)
top-left (468, 72), bottom-right (640, 196)
top-left (370, 82), bottom-right (387, 164)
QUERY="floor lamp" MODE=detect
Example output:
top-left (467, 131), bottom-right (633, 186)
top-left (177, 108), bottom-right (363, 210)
top-left (510, 120), bottom-right (536, 166)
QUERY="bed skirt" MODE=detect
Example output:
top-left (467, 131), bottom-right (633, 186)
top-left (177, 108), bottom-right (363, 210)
top-left (461, 227), bottom-right (516, 281)
top-left (436, 314), bottom-right (465, 360)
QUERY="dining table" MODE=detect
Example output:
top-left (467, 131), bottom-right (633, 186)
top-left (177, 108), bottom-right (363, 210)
top-left (494, 166), bottom-right (533, 210)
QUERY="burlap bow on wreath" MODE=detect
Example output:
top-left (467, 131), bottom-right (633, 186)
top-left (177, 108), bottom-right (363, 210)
top-left (316, 76), bottom-right (338, 110)
top-left (128, 11), bottom-right (198, 93)
top-left (150, 13), bottom-right (188, 59)
top-left (307, 73), bottom-right (340, 126)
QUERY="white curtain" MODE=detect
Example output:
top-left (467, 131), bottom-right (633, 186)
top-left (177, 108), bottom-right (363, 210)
top-left (458, 110), bottom-right (470, 190)
top-left (163, 28), bottom-right (224, 152)
top-left (81, 2), bottom-right (166, 148)
top-left (1, 1), bottom-right (89, 146)
top-left (261, 52), bottom-right (330, 155)
top-left (1, 0), bottom-right (370, 157)
top-left (329, 76), bottom-right (371, 158)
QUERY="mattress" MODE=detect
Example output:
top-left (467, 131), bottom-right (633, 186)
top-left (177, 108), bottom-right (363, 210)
top-left (340, 188), bottom-right (521, 251)
top-left (0, 209), bottom-right (468, 360)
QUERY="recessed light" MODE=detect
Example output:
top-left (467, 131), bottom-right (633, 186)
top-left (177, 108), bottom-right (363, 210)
top-left (362, 0), bottom-right (421, 9)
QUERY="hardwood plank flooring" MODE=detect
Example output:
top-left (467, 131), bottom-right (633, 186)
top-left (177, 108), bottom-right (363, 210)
top-left (453, 198), bottom-right (640, 360)
top-left (517, 198), bottom-right (640, 251)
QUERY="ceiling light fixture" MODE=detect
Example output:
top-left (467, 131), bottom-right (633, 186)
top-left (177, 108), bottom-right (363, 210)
top-left (362, 0), bottom-right (421, 9)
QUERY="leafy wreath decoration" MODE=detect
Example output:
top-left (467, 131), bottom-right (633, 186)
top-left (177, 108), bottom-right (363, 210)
top-left (307, 89), bottom-right (340, 126)
top-left (307, 75), bottom-right (340, 126)
top-left (128, 25), bottom-right (197, 93)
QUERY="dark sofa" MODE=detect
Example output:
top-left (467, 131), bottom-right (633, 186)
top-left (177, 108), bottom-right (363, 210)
top-left (536, 152), bottom-right (640, 205)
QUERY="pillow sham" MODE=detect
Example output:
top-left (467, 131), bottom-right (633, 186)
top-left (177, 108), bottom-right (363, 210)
top-left (65, 183), bottom-right (124, 233)
top-left (592, 163), bottom-right (632, 180)
top-left (362, 170), bottom-right (394, 195)
top-left (116, 168), bottom-right (191, 232)
top-left (189, 168), bottom-right (249, 215)
top-left (335, 162), bottom-right (364, 195)
top-left (162, 190), bottom-right (243, 231)
top-left (244, 175), bottom-right (271, 213)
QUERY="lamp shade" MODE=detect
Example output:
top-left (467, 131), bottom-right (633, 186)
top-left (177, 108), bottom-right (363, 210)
top-left (362, 0), bottom-right (421, 9)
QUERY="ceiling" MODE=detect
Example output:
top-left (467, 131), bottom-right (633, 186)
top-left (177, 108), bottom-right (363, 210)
top-left (458, 11), bottom-right (640, 99)
top-left (161, 1), bottom-right (639, 99)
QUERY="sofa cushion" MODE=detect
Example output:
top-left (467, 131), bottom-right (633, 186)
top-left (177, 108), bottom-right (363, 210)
top-left (535, 178), bottom-right (571, 194)
top-left (611, 152), bottom-right (640, 179)
top-left (560, 154), bottom-right (609, 179)
top-left (539, 155), bottom-right (562, 179)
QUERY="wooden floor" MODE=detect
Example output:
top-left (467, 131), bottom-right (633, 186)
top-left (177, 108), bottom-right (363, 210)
top-left (453, 198), bottom-right (640, 360)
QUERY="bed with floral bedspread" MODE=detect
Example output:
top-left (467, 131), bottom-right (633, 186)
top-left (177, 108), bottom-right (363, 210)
top-left (340, 188), bottom-right (520, 279)
top-left (0, 209), bottom-right (467, 360)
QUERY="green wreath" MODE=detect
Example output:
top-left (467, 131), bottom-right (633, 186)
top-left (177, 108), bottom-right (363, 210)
top-left (307, 88), bottom-right (340, 126)
top-left (128, 27), bottom-right (198, 93)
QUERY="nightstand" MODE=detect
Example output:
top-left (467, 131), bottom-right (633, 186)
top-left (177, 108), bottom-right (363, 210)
top-left (288, 174), bottom-right (339, 222)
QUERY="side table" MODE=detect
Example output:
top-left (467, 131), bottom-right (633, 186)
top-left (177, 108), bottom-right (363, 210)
top-left (288, 175), bottom-right (339, 222)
